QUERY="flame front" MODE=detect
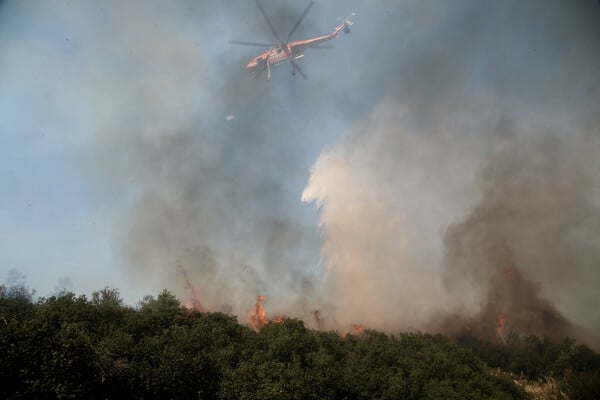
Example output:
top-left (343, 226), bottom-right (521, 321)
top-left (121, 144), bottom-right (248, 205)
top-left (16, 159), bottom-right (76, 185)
top-left (180, 267), bottom-right (205, 312)
top-left (351, 324), bottom-right (365, 337)
top-left (495, 312), bottom-right (506, 341)
top-left (249, 295), bottom-right (269, 332)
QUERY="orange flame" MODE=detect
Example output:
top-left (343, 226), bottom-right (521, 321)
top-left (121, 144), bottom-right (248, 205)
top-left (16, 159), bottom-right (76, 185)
top-left (495, 311), bottom-right (506, 341)
top-left (351, 324), bottom-right (365, 337)
top-left (180, 267), bottom-right (205, 312)
top-left (249, 295), bottom-right (268, 332)
top-left (272, 315), bottom-right (284, 324)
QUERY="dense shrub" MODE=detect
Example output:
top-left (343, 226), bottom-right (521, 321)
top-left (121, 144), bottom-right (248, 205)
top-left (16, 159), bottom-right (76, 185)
top-left (1, 286), bottom-right (597, 399)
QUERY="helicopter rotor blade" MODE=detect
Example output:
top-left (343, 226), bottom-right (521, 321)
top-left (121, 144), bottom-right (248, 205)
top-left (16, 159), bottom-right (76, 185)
top-left (229, 40), bottom-right (275, 47)
top-left (291, 60), bottom-right (307, 80)
top-left (286, 1), bottom-right (314, 42)
top-left (256, 0), bottom-right (283, 44)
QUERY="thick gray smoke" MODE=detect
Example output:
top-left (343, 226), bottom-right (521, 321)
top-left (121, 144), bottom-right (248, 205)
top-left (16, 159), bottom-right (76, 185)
top-left (81, 0), bottom-right (363, 317)
top-left (302, 0), bottom-right (600, 342)
top-left (440, 134), bottom-right (600, 342)
top-left (6, 0), bottom-right (598, 342)
top-left (95, 0), bottom-right (600, 340)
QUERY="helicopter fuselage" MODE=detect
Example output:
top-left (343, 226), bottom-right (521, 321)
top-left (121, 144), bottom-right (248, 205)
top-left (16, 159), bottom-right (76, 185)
top-left (246, 21), bottom-right (350, 78)
top-left (232, 1), bottom-right (355, 80)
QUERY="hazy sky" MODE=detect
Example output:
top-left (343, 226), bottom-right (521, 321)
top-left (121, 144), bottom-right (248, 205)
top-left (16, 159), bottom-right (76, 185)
top-left (1, 0), bottom-right (599, 341)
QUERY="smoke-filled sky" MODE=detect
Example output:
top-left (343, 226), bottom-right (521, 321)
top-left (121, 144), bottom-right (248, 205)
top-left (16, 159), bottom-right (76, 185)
top-left (1, 0), bottom-right (599, 343)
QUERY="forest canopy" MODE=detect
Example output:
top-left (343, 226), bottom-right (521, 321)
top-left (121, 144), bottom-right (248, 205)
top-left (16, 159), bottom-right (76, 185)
top-left (1, 284), bottom-right (598, 400)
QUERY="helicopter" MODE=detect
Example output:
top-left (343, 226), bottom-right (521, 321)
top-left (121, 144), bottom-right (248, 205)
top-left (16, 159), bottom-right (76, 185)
top-left (230, 0), bottom-right (355, 80)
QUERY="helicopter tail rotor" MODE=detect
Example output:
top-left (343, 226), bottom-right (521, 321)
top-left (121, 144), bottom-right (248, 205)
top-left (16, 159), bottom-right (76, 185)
top-left (337, 12), bottom-right (356, 34)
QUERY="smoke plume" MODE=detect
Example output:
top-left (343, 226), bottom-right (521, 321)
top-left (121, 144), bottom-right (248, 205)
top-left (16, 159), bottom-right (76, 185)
top-left (440, 134), bottom-right (600, 342)
top-left (5, 0), bottom-right (599, 344)
top-left (301, 0), bottom-right (600, 341)
top-left (107, 0), bottom-right (600, 341)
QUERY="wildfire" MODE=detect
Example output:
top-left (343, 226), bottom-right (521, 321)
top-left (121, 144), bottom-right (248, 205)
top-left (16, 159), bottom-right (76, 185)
top-left (272, 315), bottom-right (285, 324)
top-left (179, 267), bottom-right (205, 312)
top-left (351, 324), bottom-right (365, 337)
top-left (495, 311), bottom-right (506, 341)
top-left (249, 295), bottom-right (269, 332)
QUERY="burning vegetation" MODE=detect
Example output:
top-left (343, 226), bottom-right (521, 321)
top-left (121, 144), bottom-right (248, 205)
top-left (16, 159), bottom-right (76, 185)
top-left (351, 323), bottom-right (365, 337)
top-left (169, 109), bottom-right (599, 349)
top-left (178, 267), bottom-right (205, 312)
top-left (178, 248), bottom-right (581, 343)
top-left (246, 295), bottom-right (286, 330)
top-left (248, 294), bottom-right (268, 332)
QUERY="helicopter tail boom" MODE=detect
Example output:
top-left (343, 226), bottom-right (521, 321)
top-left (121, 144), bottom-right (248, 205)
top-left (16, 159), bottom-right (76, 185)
top-left (289, 14), bottom-right (355, 51)
top-left (335, 13), bottom-right (356, 35)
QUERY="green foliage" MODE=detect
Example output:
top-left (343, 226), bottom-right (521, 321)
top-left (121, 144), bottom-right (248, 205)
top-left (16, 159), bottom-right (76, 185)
top-left (0, 282), bottom-right (35, 321)
top-left (562, 369), bottom-right (600, 400)
top-left (2, 285), bottom-right (599, 399)
top-left (459, 333), bottom-right (600, 374)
